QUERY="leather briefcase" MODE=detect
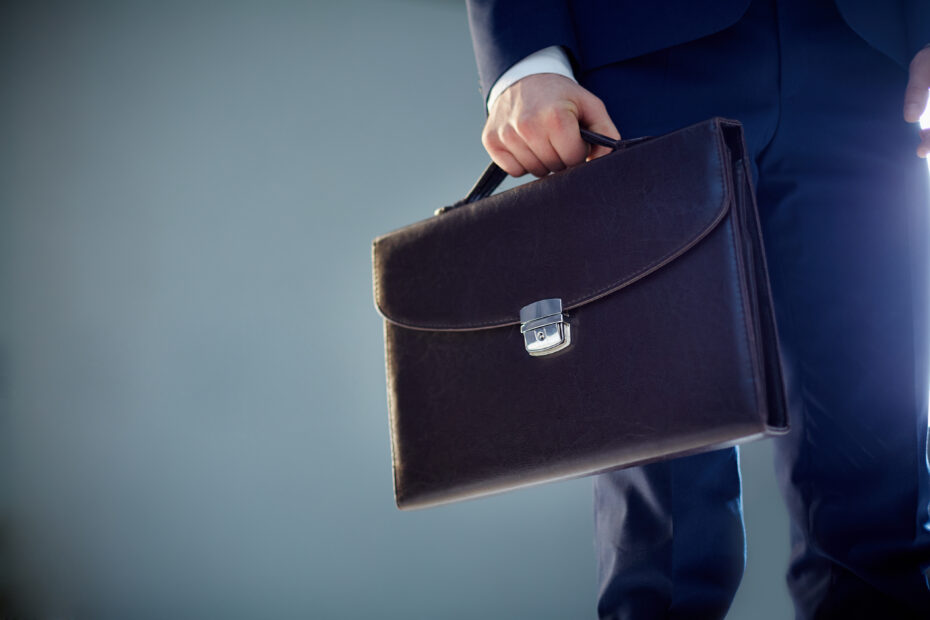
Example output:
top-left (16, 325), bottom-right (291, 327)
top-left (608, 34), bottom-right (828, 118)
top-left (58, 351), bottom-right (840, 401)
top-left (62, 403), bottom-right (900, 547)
top-left (372, 118), bottom-right (788, 510)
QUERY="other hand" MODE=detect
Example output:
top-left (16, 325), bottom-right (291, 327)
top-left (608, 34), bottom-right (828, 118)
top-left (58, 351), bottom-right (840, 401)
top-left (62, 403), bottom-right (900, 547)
top-left (482, 73), bottom-right (621, 177)
top-left (904, 45), bottom-right (930, 157)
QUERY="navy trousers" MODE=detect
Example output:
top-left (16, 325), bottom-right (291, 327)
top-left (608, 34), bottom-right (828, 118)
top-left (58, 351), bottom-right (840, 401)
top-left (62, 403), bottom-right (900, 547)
top-left (584, 0), bottom-right (930, 617)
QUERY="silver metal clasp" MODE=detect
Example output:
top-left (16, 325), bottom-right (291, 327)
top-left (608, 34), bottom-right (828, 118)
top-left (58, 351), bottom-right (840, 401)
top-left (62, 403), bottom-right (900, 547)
top-left (519, 298), bottom-right (571, 357)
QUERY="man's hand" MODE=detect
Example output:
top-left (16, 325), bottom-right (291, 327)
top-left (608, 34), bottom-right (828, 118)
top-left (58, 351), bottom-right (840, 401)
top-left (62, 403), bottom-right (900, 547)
top-left (482, 73), bottom-right (621, 177)
top-left (904, 46), bottom-right (930, 157)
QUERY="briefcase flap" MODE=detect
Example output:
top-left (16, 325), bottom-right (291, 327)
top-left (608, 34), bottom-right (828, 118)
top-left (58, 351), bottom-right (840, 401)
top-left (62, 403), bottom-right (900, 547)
top-left (373, 120), bottom-right (732, 331)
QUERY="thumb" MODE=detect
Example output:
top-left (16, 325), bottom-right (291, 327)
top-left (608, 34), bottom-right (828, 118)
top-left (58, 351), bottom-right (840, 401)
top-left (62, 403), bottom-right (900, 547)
top-left (904, 48), bottom-right (930, 123)
top-left (574, 89), bottom-right (621, 160)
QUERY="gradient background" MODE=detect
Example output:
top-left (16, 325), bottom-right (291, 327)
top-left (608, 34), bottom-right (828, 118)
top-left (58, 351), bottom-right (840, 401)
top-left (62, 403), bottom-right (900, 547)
top-left (2, 0), bottom-right (841, 617)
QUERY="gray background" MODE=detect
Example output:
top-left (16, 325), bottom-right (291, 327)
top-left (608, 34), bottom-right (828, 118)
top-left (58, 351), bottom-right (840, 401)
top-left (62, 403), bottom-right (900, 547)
top-left (0, 1), bottom-right (794, 617)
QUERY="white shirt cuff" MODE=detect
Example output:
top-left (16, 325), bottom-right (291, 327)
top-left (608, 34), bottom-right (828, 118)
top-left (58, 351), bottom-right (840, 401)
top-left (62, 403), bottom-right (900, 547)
top-left (486, 45), bottom-right (577, 112)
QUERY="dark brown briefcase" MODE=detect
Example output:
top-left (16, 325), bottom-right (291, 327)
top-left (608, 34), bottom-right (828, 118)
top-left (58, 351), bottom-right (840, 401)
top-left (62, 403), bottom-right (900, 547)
top-left (372, 118), bottom-right (788, 510)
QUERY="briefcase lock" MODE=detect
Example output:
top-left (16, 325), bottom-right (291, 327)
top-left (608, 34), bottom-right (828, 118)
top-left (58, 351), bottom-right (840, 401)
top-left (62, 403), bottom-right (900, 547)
top-left (519, 298), bottom-right (571, 357)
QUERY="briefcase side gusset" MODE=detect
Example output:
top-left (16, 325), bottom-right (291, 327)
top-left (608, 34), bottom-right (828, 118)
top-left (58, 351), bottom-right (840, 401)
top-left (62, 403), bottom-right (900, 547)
top-left (719, 120), bottom-right (790, 434)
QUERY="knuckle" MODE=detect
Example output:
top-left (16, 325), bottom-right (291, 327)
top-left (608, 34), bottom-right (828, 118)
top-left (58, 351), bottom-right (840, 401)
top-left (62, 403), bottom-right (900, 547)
top-left (481, 128), bottom-right (497, 149)
top-left (499, 123), bottom-right (520, 144)
top-left (514, 116), bottom-right (539, 140)
top-left (543, 106), bottom-right (571, 132)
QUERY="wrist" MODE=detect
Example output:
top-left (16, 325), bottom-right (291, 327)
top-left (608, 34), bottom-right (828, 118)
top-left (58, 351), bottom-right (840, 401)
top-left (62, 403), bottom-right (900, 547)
top-left (487, 46), bottom-right (576, 112)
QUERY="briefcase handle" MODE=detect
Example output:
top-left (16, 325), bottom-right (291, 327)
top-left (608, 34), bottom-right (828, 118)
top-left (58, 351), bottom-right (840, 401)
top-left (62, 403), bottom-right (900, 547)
top-left (435, 130), bottom-right (653, 215)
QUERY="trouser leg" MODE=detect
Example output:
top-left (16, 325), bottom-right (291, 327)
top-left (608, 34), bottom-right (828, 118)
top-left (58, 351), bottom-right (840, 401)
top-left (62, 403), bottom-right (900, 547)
top-left (584, 0), bottom-right (930, 616)
top-left (761, 1), bottom-right (930, 616)
top-left (594, 449), bottom-right (745, 619)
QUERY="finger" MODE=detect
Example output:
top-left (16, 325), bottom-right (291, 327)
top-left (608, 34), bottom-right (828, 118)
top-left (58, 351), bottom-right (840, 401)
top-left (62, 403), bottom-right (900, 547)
top-left (918, 128), bottom-right (930, 158)
top-left (515, 118), bottom-right (567, 172)
top-left (501, 130), bottom-right (550, 177)
top-left (904, 50), bottom-right (930, 122)
top-left (574, 92), bottom-right (621, 160)
top-left (538, 138), bottom-right (568, 172)
top-left (546, 107), bottom-right (589, 168)
top-left (489, 147), bottom-right (527, 177)
top-left (483, 127), bottom-right (527, 177)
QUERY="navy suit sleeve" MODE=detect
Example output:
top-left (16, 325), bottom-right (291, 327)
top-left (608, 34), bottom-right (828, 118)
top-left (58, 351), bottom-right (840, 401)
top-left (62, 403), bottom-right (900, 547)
top-left (465, 0), bottom-right (578, 103)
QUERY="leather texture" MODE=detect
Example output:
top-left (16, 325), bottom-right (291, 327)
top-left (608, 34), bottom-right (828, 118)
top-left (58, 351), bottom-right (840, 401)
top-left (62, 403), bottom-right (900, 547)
top-left (372, 118), bottom-right (789, 510)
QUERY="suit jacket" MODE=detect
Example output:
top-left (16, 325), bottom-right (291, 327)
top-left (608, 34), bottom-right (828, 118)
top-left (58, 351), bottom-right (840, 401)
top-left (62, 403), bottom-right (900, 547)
top-left (466, 0), bottom-right (930, 101)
